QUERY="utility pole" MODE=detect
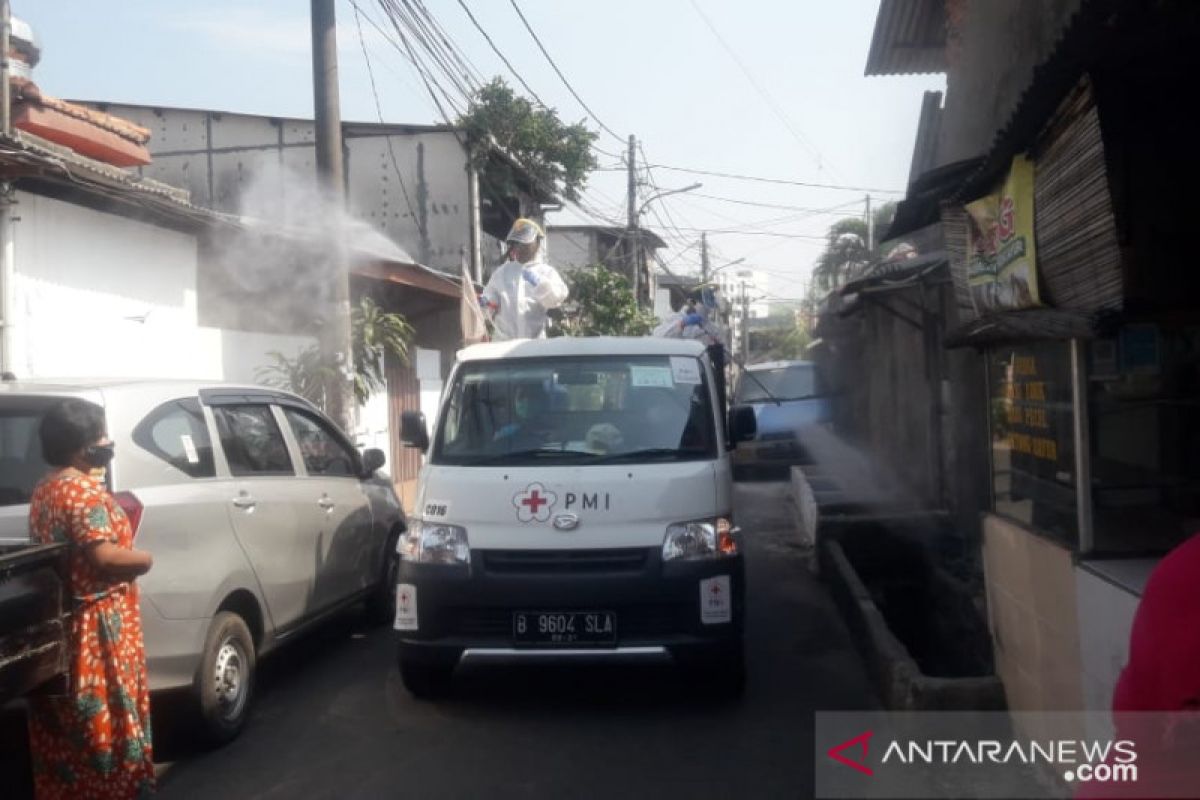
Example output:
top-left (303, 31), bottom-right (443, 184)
top-left (740, 279), bottom-right (750, 366)
top-left (700, 232), bottom-right (709, 284)
top-left (311, 0), bottom-right (354, 434)
top-left (865, 193), bottom-right (874, 252)
top-left (626, 134), bottom-right (640, 305)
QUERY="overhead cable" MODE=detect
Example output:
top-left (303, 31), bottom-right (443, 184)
top-left (507, 0), bottom-right (625, 144)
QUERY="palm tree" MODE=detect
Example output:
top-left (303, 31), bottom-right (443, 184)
top-left (813, 218), bottom-right (870, 292)
top-left (811, 202), bottom-right (899, 292)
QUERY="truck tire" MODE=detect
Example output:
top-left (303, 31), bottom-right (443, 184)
top-left (364, 529), bottom-right (402, 625)
top-left (399, 659), bottom-right (453, 699)
top-left (196, 611), bottom-right (256, 745)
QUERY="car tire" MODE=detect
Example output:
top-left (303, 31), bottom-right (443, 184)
top-left (196, 611), bottom-right (256, 745)
top-left (365, 529), bottom-right (402, 625)
top-left (399, 659), bottom-right (454, 699)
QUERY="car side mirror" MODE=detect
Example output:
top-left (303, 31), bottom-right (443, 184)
top-left (400, 410), bottom-right (429, 452)
top-left (360, 448), bottom-right (386, 477)
top-left (729, 405), bottom-right (757, 444)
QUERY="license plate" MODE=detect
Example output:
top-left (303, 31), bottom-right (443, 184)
top-left (513, 611), bottom-right (617, 646)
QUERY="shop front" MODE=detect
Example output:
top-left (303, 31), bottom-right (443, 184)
top-left (948, 19), bottom-right (1200, 718)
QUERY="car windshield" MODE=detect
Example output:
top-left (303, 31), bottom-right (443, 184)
top-left (737, 363), bottom-right (823, 403)
top-left (0, 399), bottom-right (57, 506)
top-left (432, 355), bottom-right (717, 466)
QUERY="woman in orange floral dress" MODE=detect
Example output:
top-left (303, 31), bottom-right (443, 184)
top-left (27, 399), bottom-right (155, 799)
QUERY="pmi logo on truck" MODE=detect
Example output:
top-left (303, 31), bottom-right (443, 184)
top-left (512, 483), bottom-right (613, 524)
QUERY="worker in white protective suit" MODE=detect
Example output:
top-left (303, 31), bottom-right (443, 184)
top-left (480, 218), bottom-right (569, 340)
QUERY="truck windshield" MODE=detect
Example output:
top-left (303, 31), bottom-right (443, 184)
top-left (432, 356), bottom-right (718, 466)
top-left (736, 363), bottom-right (822, 403)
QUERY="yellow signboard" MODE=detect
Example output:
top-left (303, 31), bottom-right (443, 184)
top-left (965, 156), bottom-right (1040, 312)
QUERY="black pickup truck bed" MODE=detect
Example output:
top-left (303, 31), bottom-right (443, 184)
top-left (0, 543), bottom-right (69, 704)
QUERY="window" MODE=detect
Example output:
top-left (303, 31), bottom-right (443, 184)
top-left (281, 408), bottom-right (358, 477)
top-left (0, 399), bottom-right (55, 506)
top-left (433, 356), bottom-right (717, 467)
top-left (213, 405), bottom-right (294, 476)
top-left (133, 398), bottom-right (216, 479)
top-left (987, 342), bottom-right (1078, 545)
top-left (736, 363), bottom-right (823, 404)
top-left (1088, 325), bottom-right (1200, 554)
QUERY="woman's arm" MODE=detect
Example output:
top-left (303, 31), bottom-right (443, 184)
top-left (83, 542), bottom-right (153, 581)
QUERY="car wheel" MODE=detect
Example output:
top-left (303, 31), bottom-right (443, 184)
top-left (365, 529), bottom-right (402, 625)
top-left (196, 611), bottom-right (256, 745)
top-left (399, 659), bottom-right (454, 699)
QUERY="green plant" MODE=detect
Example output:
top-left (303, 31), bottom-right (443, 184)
top-left (550, 266), bottom-right (657, 337)
top-left (352, 296), bottom-right (414, 404)
top-left (255, 297), bottom-right (413, 409)
top-left (457, 78), bottom-right (598, 203)
top-left (812, 202), bottom-right (898, 292)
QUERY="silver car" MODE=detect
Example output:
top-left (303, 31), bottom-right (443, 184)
top-left (0, 380), bottom-right (405, 742)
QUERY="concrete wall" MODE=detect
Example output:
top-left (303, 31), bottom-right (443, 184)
top-left (981, 513), bottom-right (1084, 712)
top-left (96, 105), bottom-right (472, 272)
top-left (12, 191), bottom-right (315, 384)
top-left (937, 0), bottom-right (1083, 166)
top-left (1074, 568), bottom-right (1138, 715)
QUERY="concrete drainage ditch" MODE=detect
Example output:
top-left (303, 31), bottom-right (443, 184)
top-left (790, 467), bottom-right (1006, 711)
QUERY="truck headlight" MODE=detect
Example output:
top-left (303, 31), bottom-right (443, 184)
top-left (662, 517), bottom-right (738, 561)
top-left (400, 522), bottom-right (470, 565)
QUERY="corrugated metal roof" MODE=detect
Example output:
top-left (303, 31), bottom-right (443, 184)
top-left (865, 0), bottom-right (948, 76)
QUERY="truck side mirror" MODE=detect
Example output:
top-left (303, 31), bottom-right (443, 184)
top-left (400, 410), bottom-right (429, 452)
top-left (729, 405), bottom-right (757, 444)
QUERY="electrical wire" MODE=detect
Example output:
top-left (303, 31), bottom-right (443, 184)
top-left (687, 192), bottom-right (868, 214)
top-left (507, 0), bottom-right (625, 144)
top-left (452, 0), bottom-right (620, 175)
top-left (687, 0), bottom-right (840, 180)
top-left (352, 4), bottom-right (421, 227)
top-left (454, 0), bottom-right (551, 109)
top-left (645, 163), bottom-right (904, 194)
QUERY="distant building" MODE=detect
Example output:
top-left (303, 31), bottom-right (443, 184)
top-left (546, 224), bottom-right (665, 304)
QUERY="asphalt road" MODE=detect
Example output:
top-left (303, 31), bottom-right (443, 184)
top-left (7, 479), bottom-right (879, 799)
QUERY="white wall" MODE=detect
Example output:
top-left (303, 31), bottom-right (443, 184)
top-left (216, 329), bottom-right (316, 385)
top-left (12, 192), bottom-right (220, 379)
top-left (12, 191), bottom-right (316, 384)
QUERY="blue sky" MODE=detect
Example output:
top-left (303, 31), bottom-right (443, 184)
top-left (24, 0), bottom-right (943, 300)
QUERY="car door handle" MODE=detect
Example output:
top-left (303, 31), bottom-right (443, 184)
top-left (232, 496), bottom-right (258, 510)
top-left (317, 497), bottom-right (336, 511)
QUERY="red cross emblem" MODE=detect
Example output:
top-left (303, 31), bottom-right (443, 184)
top-left (523, 490), bottom-right (548, 514)
top-left (513, 482), bottom-right (557, 522)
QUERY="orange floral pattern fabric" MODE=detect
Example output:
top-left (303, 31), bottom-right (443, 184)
top-left (27, 469), bottom-right (154, 799)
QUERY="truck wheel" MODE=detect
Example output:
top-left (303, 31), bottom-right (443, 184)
top-left (364, 529), bottom-right (402, 625)
top-left (399, 659), bottom-right (453, 699)
top-left (196, 611), bottom-right (256, 745)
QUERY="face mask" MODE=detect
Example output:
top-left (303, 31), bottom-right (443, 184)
top-left (83, 443), bottom-right (115, 468)
top-left (514, 397), bottom-right (530, 420)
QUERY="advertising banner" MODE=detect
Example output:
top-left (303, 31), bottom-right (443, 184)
top-left (965, 155), bottom-right (1040, 312)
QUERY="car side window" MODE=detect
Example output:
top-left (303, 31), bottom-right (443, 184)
top-left (281, 408), bottom-right (358, 477)
top-left (213, 405), bottom-right (294, 477)
top-left (132, 398), bottom-right (216, 479)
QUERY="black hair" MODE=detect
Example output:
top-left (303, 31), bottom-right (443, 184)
top-left (39, 399), bottom-right (106, 467)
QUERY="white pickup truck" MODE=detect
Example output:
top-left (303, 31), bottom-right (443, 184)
top-left (394, 336), bottom-right (757, 697)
